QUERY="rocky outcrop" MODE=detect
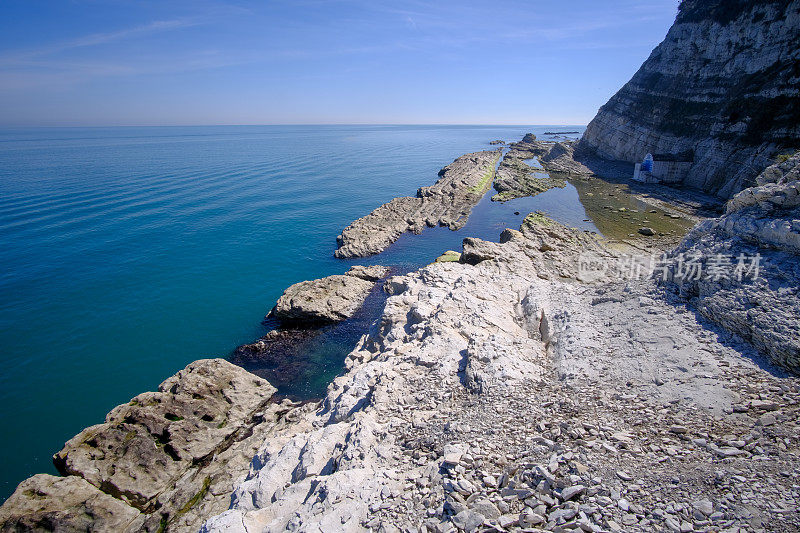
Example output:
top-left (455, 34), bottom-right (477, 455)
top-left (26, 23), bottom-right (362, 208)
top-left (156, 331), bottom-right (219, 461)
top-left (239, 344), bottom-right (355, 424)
top-left (0, 474), bottom-right (141, 532)
top-left (492, 135), bottom-right (566, 201)
top-left (539, 142), bottom-right (593, 175)
top-left (5, 148), bottom-right (800, 533)
top-left (579, 0), bottom-right (800, 198)
top-left (6, 205), bottom-right (798, 532)
top-left (203, 213), bottom-right (800, 532)
top-left (269, 265), bottom-right (390, 324)
top-left (0, 359), bottom-right (306, 532)
top-left (335, 151), bottom-right (501, 258)
top-left (663, 153), bottom-right (800, 373)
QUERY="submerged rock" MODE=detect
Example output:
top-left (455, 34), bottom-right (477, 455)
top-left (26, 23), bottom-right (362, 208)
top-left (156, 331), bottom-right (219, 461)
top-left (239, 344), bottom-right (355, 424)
top-left (269, 265), bottom-right (389, 324)
top-left (334, 150), bottom-right (502, 258)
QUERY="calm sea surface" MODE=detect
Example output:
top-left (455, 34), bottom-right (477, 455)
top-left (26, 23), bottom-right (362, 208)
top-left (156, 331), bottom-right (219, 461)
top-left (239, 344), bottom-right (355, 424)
top-left (0, 124), bottom-right (587, 500)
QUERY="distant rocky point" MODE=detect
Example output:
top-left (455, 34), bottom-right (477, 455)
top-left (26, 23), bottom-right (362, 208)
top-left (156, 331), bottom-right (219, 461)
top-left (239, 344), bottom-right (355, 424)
top-left (335, 150), bottom-right (501, 258)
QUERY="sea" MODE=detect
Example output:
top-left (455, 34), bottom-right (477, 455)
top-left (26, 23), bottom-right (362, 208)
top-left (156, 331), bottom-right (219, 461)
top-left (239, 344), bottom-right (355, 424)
top-left (0, 124), bottom-right (588, 500)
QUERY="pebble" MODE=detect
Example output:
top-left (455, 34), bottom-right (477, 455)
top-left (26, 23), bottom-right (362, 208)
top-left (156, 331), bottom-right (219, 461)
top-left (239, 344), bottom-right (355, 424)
top-left (561, 485), bottom-right (586, 501)
top-left (616, 471), bottom-right (633, 481)
top-left (758, 413), bottom-right (777, 426)
top-left (451, 510), bottom-right (484, 532)
top-left (442, 445), bottom-right (463, 465)
top-left (617, 498), bottom-right (630, 511)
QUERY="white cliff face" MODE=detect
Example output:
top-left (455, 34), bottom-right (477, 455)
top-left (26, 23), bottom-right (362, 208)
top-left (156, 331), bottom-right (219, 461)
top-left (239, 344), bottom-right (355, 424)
top-left (579, 0), bottom-right (800, 198)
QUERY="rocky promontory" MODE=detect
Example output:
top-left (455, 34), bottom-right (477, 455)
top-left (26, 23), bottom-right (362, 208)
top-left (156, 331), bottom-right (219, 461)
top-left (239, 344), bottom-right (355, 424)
top-left (5, 185), bottom-right (798, 531)
top-left (335, 150), bottom-right (501, 258)
top-left (3, 162), bottom-right (799, 532)
top-left (194, 152), bottom-right (799, 532)
top-left (0, 359), bottom-right (309, 532)
top-left (202, 197), bottom-right (799, 532)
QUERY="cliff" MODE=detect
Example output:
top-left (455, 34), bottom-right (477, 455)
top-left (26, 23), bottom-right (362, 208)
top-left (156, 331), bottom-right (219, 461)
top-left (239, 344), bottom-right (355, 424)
top-left (579, 0), bottom-right (800, 198)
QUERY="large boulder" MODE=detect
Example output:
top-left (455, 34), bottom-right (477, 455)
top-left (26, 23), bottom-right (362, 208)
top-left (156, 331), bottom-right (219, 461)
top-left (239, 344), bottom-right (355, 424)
top-left (270, 266), bottom-right (389, 324)
top-left (1, 359), bottom-right (283, 532)
top-left (0, 474), bottom-right (141, 532)
top-left (53, 359), bottom-right (276, 510)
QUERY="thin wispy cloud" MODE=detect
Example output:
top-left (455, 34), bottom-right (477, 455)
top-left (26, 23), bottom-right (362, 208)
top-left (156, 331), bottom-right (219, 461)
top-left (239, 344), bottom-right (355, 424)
top-left (0, 18), bottom-right (200, 67)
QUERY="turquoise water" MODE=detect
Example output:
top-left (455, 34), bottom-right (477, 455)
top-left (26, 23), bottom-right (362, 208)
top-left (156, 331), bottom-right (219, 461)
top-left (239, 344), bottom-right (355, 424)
top-left (0, 125), bottom-right (586, 500)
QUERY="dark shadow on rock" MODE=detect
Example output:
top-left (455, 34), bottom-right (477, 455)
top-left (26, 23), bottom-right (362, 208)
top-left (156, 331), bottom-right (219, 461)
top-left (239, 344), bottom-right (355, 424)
top-left (656, 283), bottom-right (791, 379)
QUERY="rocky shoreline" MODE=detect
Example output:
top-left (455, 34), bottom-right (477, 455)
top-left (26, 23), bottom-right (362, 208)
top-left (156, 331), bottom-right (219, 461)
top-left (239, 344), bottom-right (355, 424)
top-left (0, 359), bottom-right (312, 532)
top-left (2, 140), bottom-right (798, 532)
top-left (198, 151), bottom-right (799, 532)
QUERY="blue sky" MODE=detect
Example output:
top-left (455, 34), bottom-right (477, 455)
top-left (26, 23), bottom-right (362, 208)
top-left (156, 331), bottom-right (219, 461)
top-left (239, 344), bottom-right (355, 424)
top-left (0, 1), bottom-right (679, 126)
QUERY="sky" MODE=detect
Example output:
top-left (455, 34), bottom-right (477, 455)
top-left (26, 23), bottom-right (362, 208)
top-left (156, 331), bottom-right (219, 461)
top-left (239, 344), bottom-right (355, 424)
top-left (0, 1), bottom-right (680, 126)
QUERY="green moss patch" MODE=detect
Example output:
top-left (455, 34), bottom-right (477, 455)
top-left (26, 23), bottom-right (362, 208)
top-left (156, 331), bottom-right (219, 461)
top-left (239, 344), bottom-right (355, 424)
top-left (176, 476), bottom-right (212, 519)
top-left (434, 251), bottom-right (461, 263)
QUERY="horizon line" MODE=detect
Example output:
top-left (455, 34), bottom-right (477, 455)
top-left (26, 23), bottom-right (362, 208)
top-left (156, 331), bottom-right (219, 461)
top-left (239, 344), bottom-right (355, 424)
top-left (0, 122), bottom-right (589, 129)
